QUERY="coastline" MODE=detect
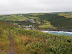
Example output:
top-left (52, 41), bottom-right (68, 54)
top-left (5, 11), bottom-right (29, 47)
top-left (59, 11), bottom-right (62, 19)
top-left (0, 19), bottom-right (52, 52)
top-left (35, 29), bottom-right (72, 36)
top-left (36, 29), bottom-right (72, 32)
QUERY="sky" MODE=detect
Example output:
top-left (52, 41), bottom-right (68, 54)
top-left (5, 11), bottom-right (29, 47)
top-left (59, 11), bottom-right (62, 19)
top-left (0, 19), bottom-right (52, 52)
top-left (0, 0), bottom-right (72, 14)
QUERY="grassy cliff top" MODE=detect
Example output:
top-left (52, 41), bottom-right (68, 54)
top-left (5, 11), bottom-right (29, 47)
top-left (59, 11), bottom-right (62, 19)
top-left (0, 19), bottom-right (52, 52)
top-left (0, 21), bottom-right (72, 54)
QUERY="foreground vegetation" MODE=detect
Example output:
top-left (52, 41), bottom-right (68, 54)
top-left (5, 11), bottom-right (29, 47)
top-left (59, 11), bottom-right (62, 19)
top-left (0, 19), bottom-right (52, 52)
top-left (0, 20), bottom-right (72, 54)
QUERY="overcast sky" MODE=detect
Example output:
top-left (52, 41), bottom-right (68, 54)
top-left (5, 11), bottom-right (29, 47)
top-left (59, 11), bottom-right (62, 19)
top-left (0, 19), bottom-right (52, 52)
top-left (0, 0), bottom-right (72, 14)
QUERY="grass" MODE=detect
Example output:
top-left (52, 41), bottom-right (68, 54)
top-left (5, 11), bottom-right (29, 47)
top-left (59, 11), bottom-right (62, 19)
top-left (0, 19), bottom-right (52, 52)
top-left (58, 13), bottom-right (72, 18)
top-left (0, 20), bottom-right (16, 53)
top-left (38, 22), bottom-right (57, 30)
top-left (0, 14), bottom-right (72, 54)
top-left (0, 52), bottom-right (5, 54)
top-left (0, 15), bottom-right (25, 21)
top-left (29, 17), bottom-right (38, 19)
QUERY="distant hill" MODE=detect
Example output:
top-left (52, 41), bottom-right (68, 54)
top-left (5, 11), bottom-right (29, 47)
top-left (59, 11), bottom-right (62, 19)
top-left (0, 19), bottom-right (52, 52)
top-left (0, 12), bottom-right (72, 31)
top-left (0, 20), bottom-right (72, 54)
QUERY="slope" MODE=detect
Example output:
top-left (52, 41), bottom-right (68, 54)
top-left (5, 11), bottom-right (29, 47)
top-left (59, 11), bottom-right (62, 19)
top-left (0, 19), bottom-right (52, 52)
top-left (0, 20), bottom-right (72, 54)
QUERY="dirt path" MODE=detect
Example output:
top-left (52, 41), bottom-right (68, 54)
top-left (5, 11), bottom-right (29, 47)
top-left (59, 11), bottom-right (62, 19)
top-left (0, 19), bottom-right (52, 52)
top-left (7, 30), bottom-right (16, 54)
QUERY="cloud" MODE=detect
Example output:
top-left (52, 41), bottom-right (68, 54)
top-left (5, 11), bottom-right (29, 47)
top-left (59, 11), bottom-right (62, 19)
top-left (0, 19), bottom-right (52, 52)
top-left (0, 0), bottom-right (9, 5)
top-left (0, 0), bottom-right (72, 14)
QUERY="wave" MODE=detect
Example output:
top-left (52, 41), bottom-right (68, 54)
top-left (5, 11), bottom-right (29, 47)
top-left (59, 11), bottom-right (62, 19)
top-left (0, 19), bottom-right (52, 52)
top-left (42, 31), bottom-right (72, 36)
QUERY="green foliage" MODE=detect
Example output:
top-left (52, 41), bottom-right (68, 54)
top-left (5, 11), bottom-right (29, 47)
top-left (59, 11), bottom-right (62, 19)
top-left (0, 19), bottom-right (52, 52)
top-left (0, 12), bottom-right (72, 30)
top-left (0, 52), bottom-right (5, 54)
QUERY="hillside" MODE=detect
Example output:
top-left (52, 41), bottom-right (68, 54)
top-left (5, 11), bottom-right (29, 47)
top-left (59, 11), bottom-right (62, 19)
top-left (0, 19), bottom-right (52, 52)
top-left (0, 12), bottom-right (72, 31)
top-left (0, 20), bottom-right (72, 54)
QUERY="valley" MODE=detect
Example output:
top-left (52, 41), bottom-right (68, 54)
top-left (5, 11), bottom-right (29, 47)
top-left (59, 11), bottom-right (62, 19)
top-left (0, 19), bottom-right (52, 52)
top-left (0, 12), bottom-right (72, 31)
